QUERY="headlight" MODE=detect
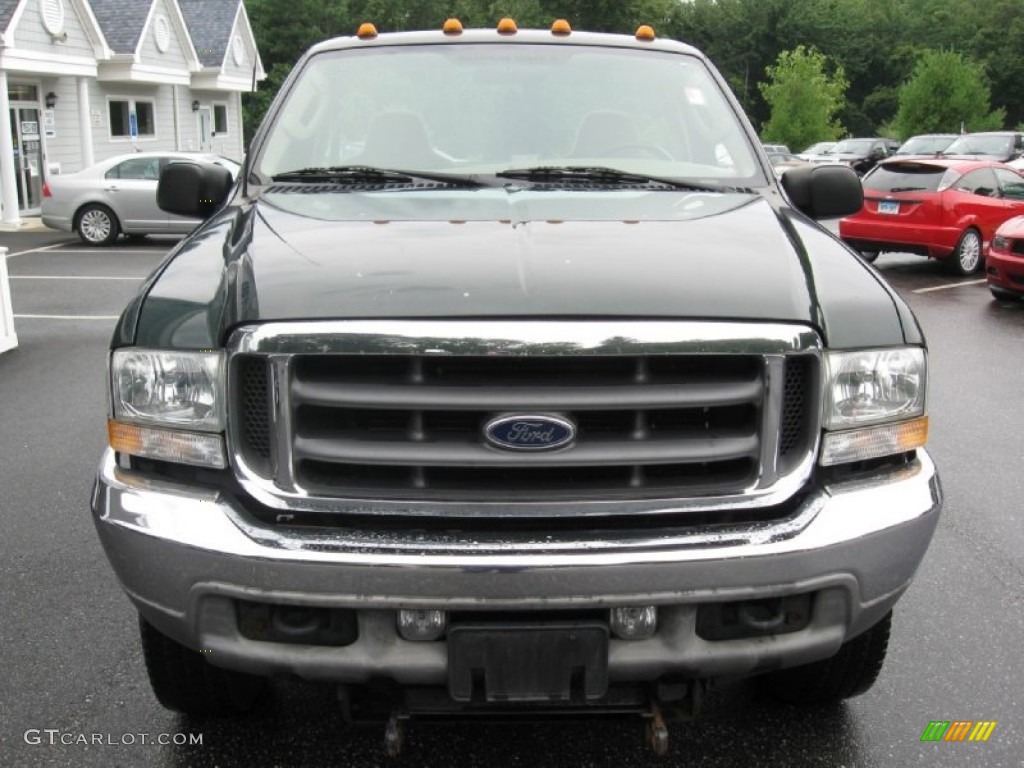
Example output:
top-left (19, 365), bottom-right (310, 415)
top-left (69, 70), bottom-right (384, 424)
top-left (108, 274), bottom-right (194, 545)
top-left (111, 349), bottom-right (224, 430)
top-left (992, 234), bottom-right (1010, 252)
top-left (821, 347), bottom-right (928, 466)
top-left (824, 348), bottom-right (926, 429)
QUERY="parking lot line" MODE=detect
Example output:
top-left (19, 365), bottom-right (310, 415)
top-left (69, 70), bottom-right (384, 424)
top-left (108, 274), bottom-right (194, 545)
top-left (47, 249), bottom-right (164, 254)
top-left (912, 279), bottom-right (987, 294)
top-left (3, 243), bottom-right (68, 257)
top-left (14, 314), bottom-right (120, 320)
top-left (10, 275), bottom-right (143, 281)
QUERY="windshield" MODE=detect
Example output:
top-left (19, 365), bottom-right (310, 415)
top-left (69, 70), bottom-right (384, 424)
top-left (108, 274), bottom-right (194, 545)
top-left (833, 139), bottom-right (875, 154)
top-left (255, 43), bottom-right (762, 185)
top-left (897, 136), bottom-right (955, 155)
top-left (943, 134), bottom-right (1013, 157)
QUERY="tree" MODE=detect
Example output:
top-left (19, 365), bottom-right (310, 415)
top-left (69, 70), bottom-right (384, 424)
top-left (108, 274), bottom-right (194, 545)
top-left (758, 46), bottom-right (847, 151)
top-left (892, 49), bottom-right (1004, 138)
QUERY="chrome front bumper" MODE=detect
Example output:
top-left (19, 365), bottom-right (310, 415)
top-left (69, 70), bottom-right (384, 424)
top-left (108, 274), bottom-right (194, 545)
top-left (91, 448), bottom-right (941, 684)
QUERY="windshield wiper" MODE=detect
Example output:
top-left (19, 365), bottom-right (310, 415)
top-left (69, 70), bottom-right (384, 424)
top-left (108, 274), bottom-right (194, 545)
top-left (495, 166), bottom-right (737, 192)
top-left (271, 165), bottom-right (481, 187)
top-left (888, 186), bottom-right (927, 193)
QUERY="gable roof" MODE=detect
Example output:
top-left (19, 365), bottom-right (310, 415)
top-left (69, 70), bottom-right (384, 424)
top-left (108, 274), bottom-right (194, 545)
top-left (0, 0), bottom-right (20, 33)
top-left (89, 0), bottom-right (152, 52)
top-left (177, 0), bottom-right (237, 68)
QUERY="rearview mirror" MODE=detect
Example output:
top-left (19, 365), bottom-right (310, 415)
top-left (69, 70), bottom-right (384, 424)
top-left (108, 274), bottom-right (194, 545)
top-left (157, 162), bottom-right (233, 219)
top-left (780, 164), bottom-right (864, 219)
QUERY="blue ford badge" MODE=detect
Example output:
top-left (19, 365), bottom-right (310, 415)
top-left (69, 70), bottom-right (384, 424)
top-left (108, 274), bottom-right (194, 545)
top-left (483, 414), bottom-right (576, 451)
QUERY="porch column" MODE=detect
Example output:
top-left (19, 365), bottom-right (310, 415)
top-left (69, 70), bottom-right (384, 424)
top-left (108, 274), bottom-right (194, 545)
top-left (172, 85), bottom-right (181, 150)
top-left (77, 77), bottom-right (94, 168)
top-left (0, 70), bottom-right (21, 225)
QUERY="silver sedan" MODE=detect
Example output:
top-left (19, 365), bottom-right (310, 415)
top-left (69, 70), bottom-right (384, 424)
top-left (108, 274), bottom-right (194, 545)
top-left (41, 152), bottom-right (240, 246)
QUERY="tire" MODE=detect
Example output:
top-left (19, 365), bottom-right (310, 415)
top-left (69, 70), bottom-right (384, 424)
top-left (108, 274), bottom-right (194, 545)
top-left (859, 250), bottom-right (879, 263)
top-left (139, 616), bottom-right (268, 716)
top-left (759, 612), bottom-right (891, 705)
top-left (951, 228), bottom-right (982, 275)
top-left (75, 204), bottom-right (120, 246)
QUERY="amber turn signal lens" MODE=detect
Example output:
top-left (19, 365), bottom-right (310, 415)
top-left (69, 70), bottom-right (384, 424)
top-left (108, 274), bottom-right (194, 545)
top-left (108, 419), bottom-right (227, 469)
top-left (820, 416), bottom-right (929, 467)
top-left (356, 22), bottom-right (378, 39)
top-left (635, 25), bottom-right (656, 41)
top-left (497, 18), bottom-right (517, 34)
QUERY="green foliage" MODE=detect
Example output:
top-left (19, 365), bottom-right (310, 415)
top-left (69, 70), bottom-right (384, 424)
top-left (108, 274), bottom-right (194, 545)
top-left (758, 46), bottom-right (847, 150)
top-left (893, 49), bottom-right (1004, 137)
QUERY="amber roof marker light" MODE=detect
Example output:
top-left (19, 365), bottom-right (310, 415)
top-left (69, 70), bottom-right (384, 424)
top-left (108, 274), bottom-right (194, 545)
top-left (356, 22), bottom-right (378, 39)
top-left (443, 18), bottom-right (463, 35)
top-left (497, 18), bottom-right (518, 35)
top-left (635, 25), bottom-right (656, 41)
top-left (551, 19), bottom-right (572, 36)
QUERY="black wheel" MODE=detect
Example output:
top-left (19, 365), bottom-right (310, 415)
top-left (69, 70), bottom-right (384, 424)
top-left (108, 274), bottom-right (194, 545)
top-left (859, 250), bottom-right (879, 263)
top-left (990, 286), bottom-right (1022, 302)
top-left (759, 612), bottom-right (891, 704)
top-left (139, 616), bottom-right (268, 716)
top-left (75, 203), bottom-right (120, 246)
top-left (950, 228), bottom-right (982, 275)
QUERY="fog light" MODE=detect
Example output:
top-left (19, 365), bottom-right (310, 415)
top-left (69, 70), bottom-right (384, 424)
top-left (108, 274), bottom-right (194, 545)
top-left (397, 609), bottom-right (447, 641)
top-left (610, 606), bottom-right (657, 640)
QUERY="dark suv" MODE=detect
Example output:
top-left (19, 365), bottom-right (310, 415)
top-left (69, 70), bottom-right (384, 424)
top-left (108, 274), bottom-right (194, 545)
top-left (942, 131), bottom-right (1024, 162)
top-left (819, 137), bottom-right (900, 175)
top-left (91, 22), bottom-right (940, 755)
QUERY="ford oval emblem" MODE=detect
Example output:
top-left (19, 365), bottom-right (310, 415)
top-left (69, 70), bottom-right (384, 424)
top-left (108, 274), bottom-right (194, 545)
top-left (483, 414), bottom-right (576, 451)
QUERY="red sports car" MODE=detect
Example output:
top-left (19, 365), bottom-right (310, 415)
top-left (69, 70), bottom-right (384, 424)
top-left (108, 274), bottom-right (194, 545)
top-left (839, 158), bottom-right (1024, 275)
top-left (987, 215), bottom-right (1024, 300)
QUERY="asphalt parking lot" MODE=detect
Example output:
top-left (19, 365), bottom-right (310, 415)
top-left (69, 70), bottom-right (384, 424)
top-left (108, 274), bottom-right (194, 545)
top-left (1, 229), bottom-right (1022, 768)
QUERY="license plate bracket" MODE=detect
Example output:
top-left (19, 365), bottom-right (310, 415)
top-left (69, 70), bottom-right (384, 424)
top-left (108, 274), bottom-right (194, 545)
top-left (447, 623), bottom-right (609, 703)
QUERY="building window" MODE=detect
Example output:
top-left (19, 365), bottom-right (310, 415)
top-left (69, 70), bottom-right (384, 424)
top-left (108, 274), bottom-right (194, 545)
top-left (108, 99), bottom-right (156, 138)
top-left (213, 104), bottom-right (228, 134)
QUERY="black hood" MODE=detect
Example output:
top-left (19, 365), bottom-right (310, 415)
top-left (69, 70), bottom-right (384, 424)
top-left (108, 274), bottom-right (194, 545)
top-left (124, 187), bottom-right (913, 349)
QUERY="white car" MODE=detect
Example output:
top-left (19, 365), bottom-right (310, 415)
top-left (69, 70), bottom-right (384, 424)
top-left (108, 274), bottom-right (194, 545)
top-left (41, 152), bottom-right (239, 245)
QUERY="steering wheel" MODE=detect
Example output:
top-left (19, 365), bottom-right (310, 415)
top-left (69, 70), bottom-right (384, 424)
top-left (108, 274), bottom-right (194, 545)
top-left (603, 143), bottom-right (675, 160)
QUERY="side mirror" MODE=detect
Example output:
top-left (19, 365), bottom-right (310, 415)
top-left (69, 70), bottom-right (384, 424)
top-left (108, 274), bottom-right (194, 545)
top-left (157, 162), bottom-right (233, 218)
top-left (780, 164), bottom-right (864, 219)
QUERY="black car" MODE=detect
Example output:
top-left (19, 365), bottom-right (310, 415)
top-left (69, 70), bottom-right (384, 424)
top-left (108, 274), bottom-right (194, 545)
top-left (819, 137), bottom-right (900, 175)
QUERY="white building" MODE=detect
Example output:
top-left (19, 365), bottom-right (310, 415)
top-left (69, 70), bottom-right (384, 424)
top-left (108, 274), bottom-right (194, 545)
top-left (0, 0), bottom-right (265, 225)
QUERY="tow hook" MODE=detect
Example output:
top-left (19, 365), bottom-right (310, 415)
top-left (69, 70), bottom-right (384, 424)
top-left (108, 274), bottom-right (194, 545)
top-left (384, 707), bottom-right (409, 758)
top-left (644, 698), bottom-right (670, 757)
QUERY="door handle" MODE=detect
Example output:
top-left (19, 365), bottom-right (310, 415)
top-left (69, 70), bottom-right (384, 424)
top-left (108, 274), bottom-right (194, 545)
top-left (104, 186), bottom-right (119, 192)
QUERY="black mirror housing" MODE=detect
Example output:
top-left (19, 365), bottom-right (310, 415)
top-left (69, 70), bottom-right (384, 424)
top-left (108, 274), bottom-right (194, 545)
top-left (780, 164), bottom-right (863, 220)
top-left (157, 162), bottom-right (233, 219)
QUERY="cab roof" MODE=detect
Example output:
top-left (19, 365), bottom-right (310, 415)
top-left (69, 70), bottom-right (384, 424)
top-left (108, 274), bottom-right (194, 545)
top-left (306, 27), bottom-right (704, 59)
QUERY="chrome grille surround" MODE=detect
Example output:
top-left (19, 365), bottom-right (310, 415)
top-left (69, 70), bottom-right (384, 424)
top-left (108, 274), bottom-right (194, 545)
top-left (226, 321), bottom-right (822, 519)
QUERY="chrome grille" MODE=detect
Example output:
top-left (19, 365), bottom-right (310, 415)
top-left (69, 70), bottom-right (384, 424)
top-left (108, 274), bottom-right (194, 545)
top-left (228, 321), bottom-right (822, 519)
top-left (288, 354), bottom-right (762, 500)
